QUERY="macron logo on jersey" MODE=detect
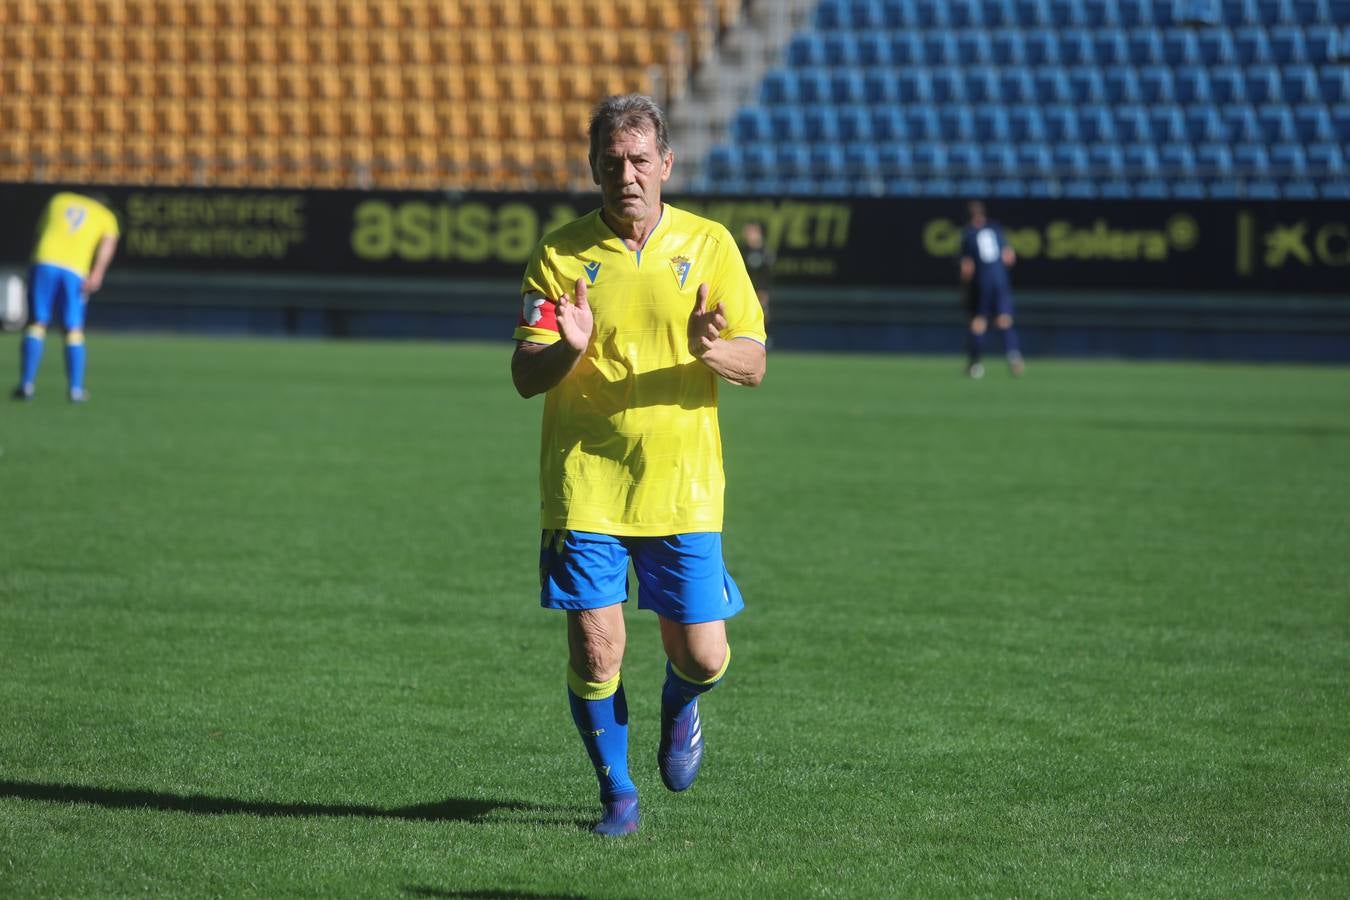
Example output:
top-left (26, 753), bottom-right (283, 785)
top-left (583, 261), bottom-right (601, 284)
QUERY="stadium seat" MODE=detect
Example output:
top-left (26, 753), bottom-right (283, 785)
top-left (870, 106), bottom-right (908, 139)
top-left (843, 143), bottom-right (881, 178)
top-left (1233, 143), bottom-right (1271, 175)
top-left (1198, 28), bottom-right (1236, 63)
top-left (889, 32), bottom-right (924, 65)
top-left (982, 144), bottom-right (1019, 176)
top-left (948, 142), bottom-right (982, 175)
top-left (1025, 30), bottom-right (1061, 65)
top-left (1034, 67), bottom-right (1073, 103)
top-left (1245, 66), bottom-right (1284, 102)
top-left (1089, 143), bottom-right (1126, 176)
top-left (1001, 69), bottom-right (1037, 103)
top-left (1128, 28), bottom-right (1165, 64)
top-left (1258, 104), bottom-right (1298, 140)
top-left (877, 142), bottom-right (914, 176)
top-left (923, 32), bottom-right (958, 65)
top-left (1094, 30), bottom-right (1131, 65)
top-left (1282, 65), bottom-right (1322, 103)
top-left (913, 142), bottom-right (948, 174)
top-left (1061, 29), bottom-right (1096, 64)
top-left (862, 69), bottom-right (898, 103)
top-left (975, 107), bottom-right (1012, 140)
top-left (803, 106), bottom-right (842, 141)
top-left (1010, 106), bottom-right (1049, 140)
top-left (958, 32), bottom-right (995, 64)
top-left (1017, 143), bottom-right (1055, 174)
top-left (1053, 143), bottom-right (1091, 175)
top-left (939, 106), bottom-right (976, 140)
top-left (905, 107), bottom-right (941, 139)
top-left (1233, 27), bottom-right (1272, 63)
top-left (773, 142), bottom-right (811, 179)
top-left (823, 32), bottom-right (860, 66)
top-left (992, 32), bottom-right (1027, 64)
top-left (1197, 143), bottom-right (1234, 174)
top-left (838, 104), bottom-right (874, 140)
top-left (770, 106), bottom-right (807, 141)
top-left (1270, 142), bottom-right (1308, 176)
top-left (932, 67), bottom-right (966, 102)
top-left (1293, 104), bottom-right (1335, 140)
top-left (966, 68), bottom-right (1002, 103)
top-left (1070, 66), bottom-right (1107, 102)
top-left (1221, 104), bottom-right (1263, 140)
top-left (787, 33), bottom-right (826, 67)
top-left (1079, 105), bottom-right (1118, 141)
top-left (1160, 142), bottom-right (1198, 176)
top-left (1174, 66), bottom-right (1214, 102)
top-left (1045, 104), bottom-right (1081, 140)
top-left (1319, 67), bottom-right (1350, 103)
top-left (1307, 142), bottom-right (1344, 175)
top-left (1303, 26), bottom-right (1338, 62)
top-left (1137, 66), bottom-right (1172, 102)
top-left (1115, 105), bottom-right (1153, 141)
top-left (1150, 106), bottom-right (1189, 141)
top-left (1209, 67), bottom-right (1247, 103)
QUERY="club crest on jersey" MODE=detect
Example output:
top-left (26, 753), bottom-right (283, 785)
top-left (582, 261), bottom-right (602, 284)
top-left (670, 256), bottom-right (692, 289)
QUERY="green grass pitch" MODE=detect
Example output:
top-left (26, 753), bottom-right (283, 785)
top-left (1, 334), bottom-right (1347, 897)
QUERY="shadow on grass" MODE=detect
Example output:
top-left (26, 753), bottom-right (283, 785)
top-left (0, 779), bottom-right (589, 828)
top-left (404, 890), bottom-right (588, 899)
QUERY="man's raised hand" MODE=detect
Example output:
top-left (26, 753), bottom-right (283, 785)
top-left (687, 283), bottom-right (727, 358)
top-left (557, 277), bottom-right (594, 353)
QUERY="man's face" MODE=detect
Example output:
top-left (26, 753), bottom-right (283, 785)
top-left (591, 124), bottom-right (672, 228)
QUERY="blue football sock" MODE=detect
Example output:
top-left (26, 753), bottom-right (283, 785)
top-left (567, 669), bottom-right (635, 802)
top-left (65, 336), bottom-right (86, 392)
top-left (661, 650), bottom-right (729, 715)
top-left (966, 330), bottom-right (985, 364)
top-left (19, 328), bottom-right (45, 387)
top-left (999, 326), bottom-right (1021, 356)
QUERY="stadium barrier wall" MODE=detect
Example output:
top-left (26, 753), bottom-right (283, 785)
top-left (1, 183), bottom-right (1346, 360)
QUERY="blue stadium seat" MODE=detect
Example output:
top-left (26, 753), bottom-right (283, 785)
top-left (838, 105), bottom-right (874, 141)
top-left (983, 0), bottom-right (1019, 26)
top-left (885, 177), bottom-right (923, 197)
top-left (823, 32), bottom-right (861, 67)
top-left (1015, 0), bottom-right (1054, 24)
top-left (993, 32), bottom-right (1028, 65)
top-left (932, 67), bottom-right (967, 102)
top-left (1222, 0), bottom-right (1258, 24)
top-left (948, 142), bottom-right (983, 175)
top-left (1320, 67), bottom-right (1350, 103)
top-left (1084, 0), bottom-right (1123, 26)
top-left (1133, 179), bottom-right (1171, 198)
top-left (1293, 104), bottom-right (1335, 140)
top-left (1098, 179), bottom-right (1134, 198)
top-left (1172, 178), bottom-right (1208, 198)
top-left (1233, 143), bottom-right (1271, 174)
top-left (856, 33), bottom-right (893, 66)
top-left (1108, 68), bottom-right (1145, 102)
top-left (913, 142), bottom-right (949, 175)
top-left (795, 68), bottom-right (833, 104)
top-left (1117, 0), bottom-right (1157, 27)
top-left (1150, 106), bottom-right (1190, 141)
top-left (1281, 179), bottom-right (1319, 199)
top-left (1270, 26), bottom-right (1308, 61)
top-left (1210, 67), bottom-right (1247, 103)
top-left (732, 106), bottom-right (772, 142)
top-left (1321, 180), bottom-right (1350, 200)
top-left (863, 70), bottom-right (898, 104)
top-left (982, 144), bottom-right (1019, 176)
top-left (1054, 143), bottom-right (1091, 175)
top-left (788, 33), bottom-right (826, 67)
top-left (814, 0), bottom-right (847, 28)
top-left (1089, 144), bottom-right (1126, 176)
top-left (878, 142), bottom-right (914, 176)
top-left (1161, 143), bottom-right (1198, 176)
top-left (889, 32), bottom-right (925, 65)
top-left (760, 70), bottom-right (795, 105)
top-left (1257, 0), bottom-right (1297, 25)
top-left (950, 0), bottom-right (986, 27)
top-left (1174, 66), bottom-right (1214, 102)
top-left (809, 143), bottom-right (846, 178)
top-left (1046, 104), bottom-right (1082, 140)
top-left (1070, 67), bottom-right (1107, 102)
top-left (1125, 144), bottom-right (1161, 175)
top-left (1018, 143), bottom-right (1055, 175)
top-left (1270, 143), bottom-right (1308, 175)
top-left (1062, 179), bottom-right (1099, 198)
top-left (1128, 28), bottom-right (1166, 64)
top-left (830, 69), bottom-right (866, 103)
top-left (1197, 144), bottom-right (1234, 174)
top-left (803, 107), bottom-right (842, 142)
top-left (1079, 106), bottom-right (1118, 141)
top-left (990, 179), bottom-right (1029, 199)
top-left (906, 107), bottom-right (942, 139)
top-left (1198, 28), bottom-right (1237, 62)
top-left (1245, 66), bottom-right (1284, 102)
top-left (1258, 104), bottom-right (1298, 140)
top-left (1307, 142), bottom-right (1345, 175)
top-left (976, 107), bottom-right (1012, 140)
top-left (880, 0), bottom-right (920, 28)
top-left (1233, 27), bottom-right (1272, 63)
top-left (1034, 67), bottom-right (1073, 102)
top-left (1137, 66), bottom-right (1172, 102)
top-left (844, 144), bottom-right (881, 178)
top-left (870, 106), bottom-right (908, 140)
top-left (923, 32), bottom-right (959, 65)
top-left (774, 143), bottom-right (812, 179)
top-left (1001, 70), bottom-right (1037, 103)
top-left (940, 106), bottom-right (977, 139)
top-left (1010, 106), bottom-right (1049, 140)
top-left (1164, 30), bottom-right (1202, 64)
top-left (770, 106), bottom-right (807, 141)
top-left (966, 68), bottom-right (1002, 103)
top-left (1222, 104), bottom-right (1263, 140)
top-left (1026, 30), bottom-right (1062, 65)
top-left (1115, 105), bottom-right (1153, 141)
top-left (1050, 0), bottom-right (1090, 25)
top-left (1303, 26), bottom-right (1338, 62)
top-left (1282, 65), bottom-right (1321, 103)
top-left (1331, 103), bottom-right (1350, 141)
top-left (705, 145), bottom-right (740, 181)
top-left (897, 69), bottom-right (935, 103)
top-left (1246, 179), bottom-right (1282, 199)
top-left (1175, 0), bottom-right (1222, 23)
top-left (742, 143), bottom-right (776, 179)
top-left (1188, 108), bottom-right (1227, 141)
top-left (1094, 30), bottom-right (1132, 65)
top-left (916, 0), bottom-right (953, 26)
top-left (958, 32), bottom-right (996, 65)
top-left (1061, 29), bottom-right (1097, 64)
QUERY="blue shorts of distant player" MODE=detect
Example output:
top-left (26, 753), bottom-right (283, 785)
top-left (539, 530), bottom-right (745, 624)
top-left (27, 263), bottom-right (86, 331)
top-left (966, 278), bottom-right (1014, 320)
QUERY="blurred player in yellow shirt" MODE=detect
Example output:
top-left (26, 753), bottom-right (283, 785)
top-left (511, 94), bottom-right (766, 837)
top-left (13, 191), bottom-right (120, 402)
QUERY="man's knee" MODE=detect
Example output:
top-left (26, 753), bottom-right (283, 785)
top-left (995, 314), bottom-right (1013, 329)
top-left (969, 316), bottom-right (988, 336)
top-left (660, 619), bottom-right (728, 682)
top-left (568, 608), bottom-right (626, 682)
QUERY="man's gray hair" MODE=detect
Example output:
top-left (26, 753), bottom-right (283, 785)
top-left (588, 94), bottom-right (672, 160)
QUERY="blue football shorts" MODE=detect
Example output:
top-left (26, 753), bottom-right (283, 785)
top-left (28, 263), bottom-right (86, 331)
top-left (968, 280), bottom-right (1014, 320)
top-left (539, 530), bottom-right (746, 624)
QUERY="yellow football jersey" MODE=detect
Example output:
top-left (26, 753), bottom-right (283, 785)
top-left (515, 204), bottom-right (766, 536)
top-left (31, 192), bottom-right (120, 278)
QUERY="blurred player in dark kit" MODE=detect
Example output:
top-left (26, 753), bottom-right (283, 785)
top-left (959, 200), bottom-right (1023, 378)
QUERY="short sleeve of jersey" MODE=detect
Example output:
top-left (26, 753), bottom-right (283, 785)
top-left (97, 204), bottom-right (120, 238)
top-left (705, 225), bottom-right (767, 345)
top-left (514, 240), bottom-right (564, 345)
